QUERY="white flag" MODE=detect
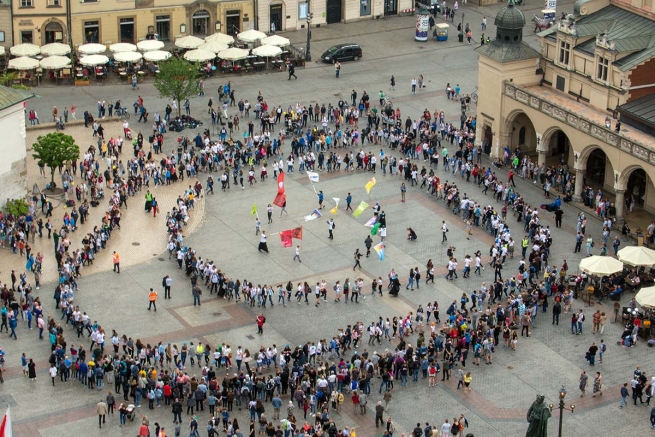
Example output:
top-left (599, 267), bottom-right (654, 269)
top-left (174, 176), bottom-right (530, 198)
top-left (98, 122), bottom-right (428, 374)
top-left (307, 171), bottom-right (319, 183)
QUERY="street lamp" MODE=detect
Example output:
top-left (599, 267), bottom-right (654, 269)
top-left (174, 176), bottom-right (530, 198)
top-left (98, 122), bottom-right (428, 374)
top-left (549, 386), bottom-right (575, 437)
top-left (305, 0), bottom-right (312, 62)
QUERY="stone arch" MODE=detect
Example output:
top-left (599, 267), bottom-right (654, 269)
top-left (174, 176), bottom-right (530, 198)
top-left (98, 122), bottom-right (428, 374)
top-left (188, 2), bottom-right (215, 36)
top-left (539, 126), bottom-right (574, 166)
top-left (42, 18), bottom-right (67, 44)
top-left (576, 144), bottom-right (615, 192)
top-left (504, 109), bottom-right (537, 153)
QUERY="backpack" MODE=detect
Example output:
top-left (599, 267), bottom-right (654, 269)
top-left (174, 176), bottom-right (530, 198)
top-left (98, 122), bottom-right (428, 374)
top-left (162, 277), bottom-right (167, 287)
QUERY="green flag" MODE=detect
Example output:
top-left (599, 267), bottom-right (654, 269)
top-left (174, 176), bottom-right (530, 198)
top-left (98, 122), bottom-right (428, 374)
top-left (371, 223), bottom-right (381, 235)
top-left (352, 201), bottom-right (369, 218)
top-left (251, 203), bottom-right (257, 216)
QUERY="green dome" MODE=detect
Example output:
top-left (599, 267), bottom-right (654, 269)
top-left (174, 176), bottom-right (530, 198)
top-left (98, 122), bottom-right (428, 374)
top-left (494, 0), bottom-right (526, 30)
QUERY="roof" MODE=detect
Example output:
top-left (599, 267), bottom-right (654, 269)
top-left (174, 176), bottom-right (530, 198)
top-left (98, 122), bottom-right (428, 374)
top-left (494, 0), bottom-right (526, 30)
top-left (0, 86), bottom-right (35, 112)
top-left (572, 5), bottom-right (655, 71)
top-left (617, 93), bottom-right (655, 127)
top-left (475, 41), bottom-right (541, 63)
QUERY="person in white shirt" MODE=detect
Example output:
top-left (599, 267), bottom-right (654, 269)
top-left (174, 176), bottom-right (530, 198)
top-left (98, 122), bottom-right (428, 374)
top-left (441, 419), bottom-right (452, 437)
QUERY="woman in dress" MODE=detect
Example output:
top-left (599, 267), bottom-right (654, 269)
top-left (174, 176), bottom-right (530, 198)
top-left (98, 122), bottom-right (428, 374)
top-left (592, 372), bottom-right (603, 397)
top-left (28, 358), bottom-right (37, 380)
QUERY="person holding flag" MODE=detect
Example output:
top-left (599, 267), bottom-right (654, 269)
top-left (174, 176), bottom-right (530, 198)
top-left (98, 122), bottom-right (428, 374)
top-left (318, 191), bottom-right (325, 209)
top-left (258, 231), bottom-right (269, 253)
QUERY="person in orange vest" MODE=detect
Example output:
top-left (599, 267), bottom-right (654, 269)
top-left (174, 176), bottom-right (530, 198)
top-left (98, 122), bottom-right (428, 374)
top-left (148, 288), bottom-right (158, 311)
top-left (113, 251), bottom-right (120, 274)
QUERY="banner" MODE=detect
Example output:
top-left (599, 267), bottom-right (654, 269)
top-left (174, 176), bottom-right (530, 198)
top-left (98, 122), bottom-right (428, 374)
top-left (251, 203), bottom-right (258, 216)
top-left (374, 242), bottom-right (385, 261)
top-left (279, 230), bottom-right (293, 248)
top-left (307, 171), bottom-right (319, 183)
top-left (364, 217), bottom-right (377, 227)
top-left (330, 198), bottom-right (340, 214)
top-left (290, 227), bottom-right (303, 240)
top-left (365, 177), bottom-right (376, 194)
top-left (371, 223), bottom-right (381, 235)
top-left (304, 209), bottom-right (323, 221)
top-left (352, 201), bottom-right (369, 218)
top-left (280, 226), bottom-right (303, 248)
top-left (0, 406), bottom-right (12, 437)
top-left (273, 172), bottom-right (286, 207)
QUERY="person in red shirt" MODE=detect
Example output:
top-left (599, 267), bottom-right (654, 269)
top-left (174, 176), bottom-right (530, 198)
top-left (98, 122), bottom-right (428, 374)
top-left (256, 314), bottom-right (265, 335)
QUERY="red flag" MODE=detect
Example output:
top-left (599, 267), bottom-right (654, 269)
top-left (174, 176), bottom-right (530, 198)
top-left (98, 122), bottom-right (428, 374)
top-left (273, 193), bottom-right (286, 207)
top-left (290, 226), bottom-right (303, 240)
top-left (0, 406), bottom-right (12, 437)
top-left (279, 230), bottom-right (293, 248)
top-left (277, 172), bottom-right (285, 195)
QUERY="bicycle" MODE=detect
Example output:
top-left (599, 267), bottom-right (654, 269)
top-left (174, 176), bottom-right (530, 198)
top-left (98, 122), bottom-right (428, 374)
top-left (115, 107), bottom-right (130, 120)
top-left (470, 86), bottom-right (478, 105)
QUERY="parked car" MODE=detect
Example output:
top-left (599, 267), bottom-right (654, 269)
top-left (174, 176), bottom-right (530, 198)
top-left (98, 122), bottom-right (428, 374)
top-left (321, 43), bottom-right (363, 63)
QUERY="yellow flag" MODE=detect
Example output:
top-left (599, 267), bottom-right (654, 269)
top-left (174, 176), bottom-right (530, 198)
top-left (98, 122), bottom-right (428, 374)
top-left (251, 203), bottom-right (257, 216)
top-left (352, 201), bottom-right (369, 218)
top-left (330, 198), bottom-right (340, 214)
top-left (365, 177), bottom-right (376, 194)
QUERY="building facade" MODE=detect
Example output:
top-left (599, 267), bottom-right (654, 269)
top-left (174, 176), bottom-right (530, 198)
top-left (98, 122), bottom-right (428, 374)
top-left (68, 0), bottom-right (254, 46)
top-left (257, 0), bottom-right (412, 34)
top-left (0, 0), bottom-right (14, 51)
top-left (0, 86), bottom-right (35, 206)
top-left (11, 0), bottom-right (69, 45)
top-left (477, 0), bottom-right (655, 221)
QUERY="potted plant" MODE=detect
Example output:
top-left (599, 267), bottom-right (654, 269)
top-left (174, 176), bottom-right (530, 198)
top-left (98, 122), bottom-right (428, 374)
top-left (75, 76), bottom-right (89, 86)
top-left (297, 55), bottom-right (306, 68)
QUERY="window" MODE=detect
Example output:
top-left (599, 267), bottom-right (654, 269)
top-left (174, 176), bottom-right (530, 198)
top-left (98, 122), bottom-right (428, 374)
top-left (155, 15), bottom-right (170, 41)
top-left (596, 56), bottom-right (609, 82)
top-left (19, 0), bottom-right (33, 7)
top-left (84, 21), bottom-right (99, 43)
top-left (119, 17), bottom-right (135, 43)
top-left (298, 2), bottom-right (308, 19)
top-left (558, 40), bottom-right (570, 66)
top-left (47, 0), bottom-right (61, 6)
top-left (0, 32), bottom-right (5, 43)
top-left (556, 75), bottom-right (565, 91)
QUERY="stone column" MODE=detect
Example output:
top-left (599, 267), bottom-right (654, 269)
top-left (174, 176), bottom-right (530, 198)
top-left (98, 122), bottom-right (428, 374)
top-left (537, 150), bottom-right (547, 168)
top-left (573, 168), bottom-right (585, 202)
top-left (614, 189), bottom-right (625, 225)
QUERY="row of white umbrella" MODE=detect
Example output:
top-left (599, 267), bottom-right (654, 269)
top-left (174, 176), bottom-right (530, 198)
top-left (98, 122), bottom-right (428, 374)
top-left (182, 45), bottom-right (283, 62)
top-left (578, 246), bottom-right (655, 276)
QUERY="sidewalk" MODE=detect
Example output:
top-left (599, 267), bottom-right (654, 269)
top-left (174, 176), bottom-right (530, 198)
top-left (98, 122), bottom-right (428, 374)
top-left (0, 120), bottom-right (206, 284)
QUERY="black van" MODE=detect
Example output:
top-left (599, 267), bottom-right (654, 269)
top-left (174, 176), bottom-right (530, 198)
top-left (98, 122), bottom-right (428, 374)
top-left (321, 43), bottom-right (363, 63)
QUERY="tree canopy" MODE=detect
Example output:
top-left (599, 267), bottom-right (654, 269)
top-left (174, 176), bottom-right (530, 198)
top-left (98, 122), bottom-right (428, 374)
top-left (153, 57), bottom-right (200, 116)
top-left (32, 132), bottom-right (80, 188)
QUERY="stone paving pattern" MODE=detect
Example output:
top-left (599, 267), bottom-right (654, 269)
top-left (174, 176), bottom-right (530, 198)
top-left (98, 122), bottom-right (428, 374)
top-left (2, 1), bottom-right (652, 436)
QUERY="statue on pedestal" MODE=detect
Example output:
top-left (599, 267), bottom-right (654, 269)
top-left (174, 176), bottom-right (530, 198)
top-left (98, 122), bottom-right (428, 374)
top-left (526, 394), bottom-right (551, 437)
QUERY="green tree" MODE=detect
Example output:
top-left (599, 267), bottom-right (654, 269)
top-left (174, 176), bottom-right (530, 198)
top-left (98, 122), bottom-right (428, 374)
top-left (153, 57), bottom-right (199, 116)
top-left (4, 198), bottom-right (30, 217)
top-left (32, 132), bottom-right (80, 189)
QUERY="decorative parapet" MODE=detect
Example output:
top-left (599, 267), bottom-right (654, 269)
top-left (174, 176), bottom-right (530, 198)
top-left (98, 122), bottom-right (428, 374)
top-left (503, 82), bottom-right (655, 165)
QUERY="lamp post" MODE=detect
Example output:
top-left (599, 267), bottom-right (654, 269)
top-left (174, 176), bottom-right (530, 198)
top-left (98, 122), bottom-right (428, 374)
top-left (549, 386), bottom-right (575, 437)
top-left (305, 0), bottom-right (312, 61)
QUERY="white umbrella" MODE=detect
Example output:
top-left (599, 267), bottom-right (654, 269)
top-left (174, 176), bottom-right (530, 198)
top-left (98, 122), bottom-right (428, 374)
top-left (261, 35), bottom-right (290, 47)
top-left (137, 40), bottom-right (165, 52)
top-left (110, 43), bottom-right (137, 53)
top-left (183, 49), bottom-right (215, 62)
top-left (636, 286), bottom-right (655, 308)
top-left (198, 41), bottom-right (229, 54)
top-left (8, 57), bottom-right (39, 70)
top-left (218, 47), bottom-right (249, 61)
top-left (80, 54), bottom-right (109, 66)
top-left (10, 43), bottom-right (40, 57)
top-left (237, 29), bottom-right (266, 42)
top-left (205, 33), bottom-right (234, 45)
top-left (618, 246), bottom-right (655, 267)
top-left (143, 50), bottom-right (171, 62)
top-left (40, 43), bottom-right (70, 56)
top-left (253, 45), bottom-right (282, 57)
top-left (39, 55), bottom-right (71, 69)
top-left (175, 35), bottom-right (204, 49)
top-left (579, 256), bottom-right (624, 276)
top-left (114, 51), bottom-right (143, 63)
top-left (78, 43), bottom-right (107, 55)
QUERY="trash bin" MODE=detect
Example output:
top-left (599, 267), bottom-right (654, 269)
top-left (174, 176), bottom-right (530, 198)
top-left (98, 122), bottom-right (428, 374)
top-left (458, 32), bottom-right (464, 42)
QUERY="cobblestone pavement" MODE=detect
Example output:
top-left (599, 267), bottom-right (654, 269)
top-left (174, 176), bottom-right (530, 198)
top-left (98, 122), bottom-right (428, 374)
top-left (5, 1), bottom-right (650, 436)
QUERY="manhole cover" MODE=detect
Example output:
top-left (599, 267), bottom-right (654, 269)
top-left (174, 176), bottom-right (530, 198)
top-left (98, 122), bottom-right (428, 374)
top-left (246, 335), bottom-right (255, 340)
top-left (132, 242), bottom-right (140, 246)
top-left (158, 258), bottom-right (165, 261)
top-left (212, 312), bottom-right (222, 316)
top-left (507, 366), bottom-right (514, 370)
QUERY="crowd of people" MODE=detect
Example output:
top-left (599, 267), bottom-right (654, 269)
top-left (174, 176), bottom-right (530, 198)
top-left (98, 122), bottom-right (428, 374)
top-left (0, 66), bottom-right (647, 437)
